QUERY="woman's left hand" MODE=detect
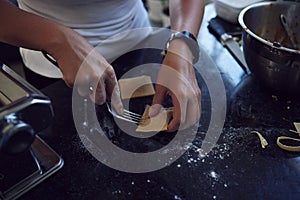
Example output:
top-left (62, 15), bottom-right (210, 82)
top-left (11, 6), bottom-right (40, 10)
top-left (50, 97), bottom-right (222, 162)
top-left (150, 39), bottom-right (201, 132)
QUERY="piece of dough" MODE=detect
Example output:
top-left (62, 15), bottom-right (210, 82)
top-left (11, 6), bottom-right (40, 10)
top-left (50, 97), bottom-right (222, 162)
top-left (136, 105), bottom-right (173, 132)
top-left (277, 136), bottom-right (300, 152)
top-left (118, 76), bottom-right (155, 99)
top-left (277, 122), bottom-right (300, 152)
top-left (251, 131), bottom-right (268, 148)
top-left (294, 122), bottom-right (300, 134)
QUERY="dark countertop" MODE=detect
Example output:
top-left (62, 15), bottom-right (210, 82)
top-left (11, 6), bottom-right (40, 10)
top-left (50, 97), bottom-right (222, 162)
top-left (7, 4), bottom-right (300, 200)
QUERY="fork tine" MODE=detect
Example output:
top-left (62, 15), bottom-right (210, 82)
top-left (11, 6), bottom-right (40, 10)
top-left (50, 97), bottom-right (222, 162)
top-left (123, 112), bottom-right (149, 121)
top-left (120, 115), bottom-right (147, 125)
top-left (122, 112), bottom-right (141, 121)
top-left (107, 101), bottom-right (142, 117)
top-left (115, 114), bottom-right (140, 124)
top-left (123, 109), bottom-right (143, 117)
top-left (106, 101), bottom-right (146, 125)
top-left (118, 114), bottom-right (147, 125)
top-left (122, 114), bottom-right (148, 125)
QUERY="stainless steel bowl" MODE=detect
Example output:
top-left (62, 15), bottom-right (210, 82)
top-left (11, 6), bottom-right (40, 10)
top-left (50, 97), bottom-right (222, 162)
top-left (238, 1), bottom-right (300, 96)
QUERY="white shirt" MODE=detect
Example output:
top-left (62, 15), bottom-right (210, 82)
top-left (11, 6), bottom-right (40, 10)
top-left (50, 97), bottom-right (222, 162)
top-left (18, 0), bottom-right (151, 78)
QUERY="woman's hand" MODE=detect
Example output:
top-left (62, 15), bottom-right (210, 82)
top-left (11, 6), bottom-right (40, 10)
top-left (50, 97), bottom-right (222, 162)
top-left (48, 27), bottom-right (123, 114)
top-left (150, 39), bottom-right (201, 132)
top-left (149, 0), bottom-right (204, 132)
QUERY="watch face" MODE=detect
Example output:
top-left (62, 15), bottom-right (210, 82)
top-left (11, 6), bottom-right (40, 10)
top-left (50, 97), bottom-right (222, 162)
top-left (166, 31), bottom-right (199, 64)
top-left (163, 31), bottom-right (200, 64)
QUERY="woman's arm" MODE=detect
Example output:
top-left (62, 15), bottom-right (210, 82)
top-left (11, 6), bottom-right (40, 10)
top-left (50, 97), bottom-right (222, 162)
top-left (169, 0), bottom-right (204, 36)
top-left (151, 0), bottom-right (205, 131)
top-left (0, 0), bottom-right (66, 54)
top-left (0, 0), bottom-right (123, 113)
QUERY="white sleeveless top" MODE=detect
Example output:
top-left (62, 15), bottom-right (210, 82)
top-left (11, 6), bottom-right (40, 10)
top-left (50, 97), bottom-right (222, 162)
top-left (17, 0), bottom-right (151, 78)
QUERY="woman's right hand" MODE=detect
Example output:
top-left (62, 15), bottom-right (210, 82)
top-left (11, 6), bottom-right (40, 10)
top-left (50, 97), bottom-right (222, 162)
top-left (48, 27), bottom-right (123, 114)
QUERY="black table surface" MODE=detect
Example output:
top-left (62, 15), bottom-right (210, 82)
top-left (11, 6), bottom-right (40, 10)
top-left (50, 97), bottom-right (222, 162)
top-left (17, 4), bottom-right (300, 200)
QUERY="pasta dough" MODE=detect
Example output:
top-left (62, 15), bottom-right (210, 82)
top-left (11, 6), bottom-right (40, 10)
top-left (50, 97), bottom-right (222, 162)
top-left (276, 122), bottom-right (300, 152)
top-left (118, 76), bottom-right (155, 99)
top-left (294, 122), bottom-right (300, 135)
top-left (136, 105), bottom-right (173, 132)
top-left (251, 131), bottom-right (268, 148)
top-left (276, 136), bottom-right (300, 152)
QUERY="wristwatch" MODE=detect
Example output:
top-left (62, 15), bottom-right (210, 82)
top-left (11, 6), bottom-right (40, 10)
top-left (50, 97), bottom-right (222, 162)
top-left (163, 31), bottom-right (200, 64)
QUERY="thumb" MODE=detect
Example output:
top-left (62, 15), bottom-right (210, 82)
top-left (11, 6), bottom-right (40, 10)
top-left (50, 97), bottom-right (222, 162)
top-left (150, 84), bottom-right (167, 117)
top-left (149, 104), bottom-right (163, 117)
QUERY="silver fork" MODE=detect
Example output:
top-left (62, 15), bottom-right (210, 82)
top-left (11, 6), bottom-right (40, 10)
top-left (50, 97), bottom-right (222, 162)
top-left (106, 101), bottom-right (145, 124)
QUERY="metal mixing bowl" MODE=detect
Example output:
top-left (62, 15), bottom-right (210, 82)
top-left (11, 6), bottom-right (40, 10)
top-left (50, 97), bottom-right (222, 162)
top-left (238, 1), bottom-right (300, 96)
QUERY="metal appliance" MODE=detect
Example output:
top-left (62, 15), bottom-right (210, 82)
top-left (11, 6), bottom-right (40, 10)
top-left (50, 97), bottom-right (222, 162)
top-left (0, 64), bottom-right (63, 200)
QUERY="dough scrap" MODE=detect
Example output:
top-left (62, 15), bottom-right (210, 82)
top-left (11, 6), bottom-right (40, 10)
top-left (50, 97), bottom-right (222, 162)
top-left (136, 105), bottom-right (173, 132)
top-left (276, 136), bottom-right (300, 152)
top-left (293, 122), bottom-right (300, 135)
top-left (251, 131), bottom-right (268, 148)
top-left (277, 122), bottom-right (300, 152)
top-left (118, 76), bottom-right (155, 99)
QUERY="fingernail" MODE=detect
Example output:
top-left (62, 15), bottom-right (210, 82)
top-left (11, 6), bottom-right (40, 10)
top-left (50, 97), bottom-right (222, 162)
top-left (149, 104), bottom-right (162, 117)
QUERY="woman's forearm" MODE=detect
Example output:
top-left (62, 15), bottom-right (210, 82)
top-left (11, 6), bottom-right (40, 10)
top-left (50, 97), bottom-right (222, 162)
top-left (0, 0), bottom-right (68, 55)
top-left (0, 0), bottom-right (124, 110)
top-left (169, 0), bottom-right (205, 36)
